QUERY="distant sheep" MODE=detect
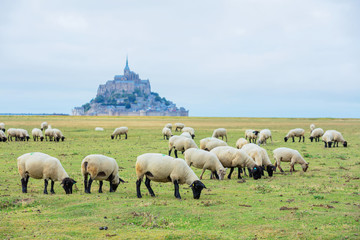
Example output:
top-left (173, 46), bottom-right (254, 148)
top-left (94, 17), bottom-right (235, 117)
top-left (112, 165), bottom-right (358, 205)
top-left (182, 127), bottom-right (195, 139)
top-left (162, 127), bottom-right (172, 140)
top-left (111, 127), bottom-right (128, 140)
top-left (242, 143), bottom-right (275, 177)
top-left (135, 153), bottom-right (206, 199)
top-left (310, 124), bottom-right (315, 133)
top-left (53, 128), bottom-right (65, 142)
top-left (245, 129), bottom-right (260, 143)
top-left (7, 128), bottom-right (17, 141)
top-left (200, 137), bottom-right (228, 151)
top-left (212, 128), bottom-right (228, 142)
top-left (175, 123), bottom-right (185, 132)
top-left (180, 132), bottom-right (192, 138)
top-left (284, 128), bottom-right (305, 143)
top-left (95, 127), bottom-right (104, 131)
top-left (0, 122), bottom-right (5, 132)
top-left (0, 130), bottom-right (7, 142)
top-left (41, 122), bottom-right (48, 131)
top-left (32, 128), bottom-right (44, 141)
top-left (168, 136), bottom-right (198, 158)
top-left (45, 126), bottom-right (55, 141)
top-left (309, 128), bottom-right (324, 142)
top-left (322, 130), bottom-right (347, 148)
top-left (273, 147), bottom-right (309, 173)
top-left (236, 138), bottom-right (248, 149)
top-left (257, 129), bottom-right (272, 145)
top-left (165, 123), bottom-right (172, 130)
top-left (17, 152), bottom-right (76, 194)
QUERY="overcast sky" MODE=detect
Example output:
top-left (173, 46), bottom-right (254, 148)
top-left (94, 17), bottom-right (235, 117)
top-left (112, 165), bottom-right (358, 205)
top-left (1, 0), bottom-right (359, 117)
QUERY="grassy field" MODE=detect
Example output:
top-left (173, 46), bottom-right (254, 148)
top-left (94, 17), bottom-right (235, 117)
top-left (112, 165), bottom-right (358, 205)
top-left (0, 116), bottom-right (359, 239)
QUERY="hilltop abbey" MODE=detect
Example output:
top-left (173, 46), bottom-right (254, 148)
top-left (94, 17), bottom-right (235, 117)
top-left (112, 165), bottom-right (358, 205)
top-left (72, 57), bottom-right (188, 116)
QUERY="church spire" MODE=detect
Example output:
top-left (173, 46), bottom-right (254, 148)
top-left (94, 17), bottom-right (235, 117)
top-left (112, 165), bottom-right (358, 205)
top-left (124, 55), bottom-right (130, 73)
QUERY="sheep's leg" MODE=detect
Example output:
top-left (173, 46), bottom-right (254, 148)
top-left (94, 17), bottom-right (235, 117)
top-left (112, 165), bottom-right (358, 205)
top-left (298, 136), bottom-right (301, 142)
top-left (125, 133), bottom-right (127, 139)
top-left (226, 135), bottom-right (228, 142)
top-left (328, 142), bottom-right (332, 148)
top-left (83, 174), bottom-right (88, 193)
top-left (98, 181), bottom-right (103, 193)
top-left (278, 165), bottom-right (284, 172)
top-left (145, 177), bottom-right (155, 197)
top-left (237, 168), bottom-right (242, 179)
top-left (248, 167), bottom-right (253, 177)
top-left (21, 177), bottom-right (28, 193)
top-left (44, 179), bottom-right (48, 194)
top-left (173, 180), bottom-right (181, 199)
top-left (303, 136), bottom-right (305, 142)
top-left (213, 171), bottom-right (219, 180)
top-left (290, 163), bottom-right (295, 174)
top-left (50, 180), bottom-right (55, 194)
top-left (271, 136), bottom-right (273, 144)
top-left (168, 148), bottom-right (172, 156)
top-left (174, 150), bottom-right (178, 158)
top-left (243, 168), bottom-right (248, 177)
top-left (199, 169), bottom-right (206, 180)
top-left (136, 179), bottom-right (142, 198)
top-left (87, 178), bottom-right (93, 194)
top-left (324, 142), bottom-right (327, 148)
top-left (292, 136), bottom-right (295, 142)
top-left (228, 168), bottom-right (234, 179)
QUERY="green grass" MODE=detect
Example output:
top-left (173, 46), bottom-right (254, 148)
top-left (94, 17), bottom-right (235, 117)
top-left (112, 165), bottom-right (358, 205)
top-left (0, 116), bottom-right (359, 239)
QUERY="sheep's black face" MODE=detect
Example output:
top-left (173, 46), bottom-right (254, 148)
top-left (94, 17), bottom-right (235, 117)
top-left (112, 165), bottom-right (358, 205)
top-left (111, 182), bottom-right (120, 192)
top-left (251, 166), bottom-right (262, 180)
top-left (111, 135), bottom-right (114, 140)
top-left (343, 141), bottom-right (348, 147)
top-left (253, 130), bottom-right (259, 136)
top-left (284, 137), bottom-right (288, 142)
top-left (267, 165), bottom-right (276, 177)
top-left (26, 136), bottom-right (30, 141)
top-left (40, 136), bottom-right (44, 141)
top-left (190, 180), bottom-right (206, 199)
top-left (191, 134), bottom-right (195, 139)
top-left (309, 137), bottom-right (314, 142)
top-left (61, 136), bottom-right (65, 142)
top-left (62, 177), bottom-right (77, 194)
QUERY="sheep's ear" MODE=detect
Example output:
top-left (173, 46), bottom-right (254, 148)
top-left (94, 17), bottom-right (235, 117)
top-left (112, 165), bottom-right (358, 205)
top-left (189, 183), bottom-right (194, 188)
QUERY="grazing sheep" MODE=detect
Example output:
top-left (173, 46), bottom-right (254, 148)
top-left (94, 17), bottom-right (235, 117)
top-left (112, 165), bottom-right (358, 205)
top-left (95, 127), bottom-right (104, 131)
top-left (0, 130), bottom-right (7, 142)
top-left (135, 153), bottom-right (206, 199)
top-left (53, 128), bottom-right (65, 142)
top-left (14, 129), bottom-right (30, 141)
top-left (184, 148), bottom-right (227, 180)
top-left (168, 136), bottom-right (198, 158)
top-left (81, 154), bottom-right (125, 193)
top-left (7, 128), bottom-right (17, 141)
top-left (284, 128), bottom-right (305, 143)
top-left (111, 127), bottom-right (128, 140)
top-left (210, 146), bottom-right (262, 180)
top-left (41, 122), bottom-right (48, 131)
top-left (309, 128), bottom-right (324, 142)
top-left (175, 123), bottom-right (185, 132)
top-left (165, 123), bottom-right (172, 130)
top-left (331, 130), bottom-right (348, 147)
top-left (212, 128), bottom-right (228, 142)
top-left (245, 129), bottom-right (260, 143)
top-left (322, 130), bottom-right (347, 148)
top-left (242, 143), bottom-right (275, 177)
top-left (257, 129), bottom-right (273, 145)
top-left (236, 138), bottom-right (248, 149)
top-left (273, 147), bottom-right (309, 173)
top-left (180, 132), bottom-right (192, 138)
top-left (310, 124), bottom-right (315, 133)
top-left (162, 127), bottom-right (172, 140)
top-left (17, 152), bottom-right (76, 194)
top-left (182, 127), bottom-right (195, 139)
top-left (45, 126), bottom-right (55, 141)
top-left (0, 122), bottom-right (5, 132)
top-left (200, 137), bottom-right (228, 151)
top-left (32, 128), bottom-right (44, 141)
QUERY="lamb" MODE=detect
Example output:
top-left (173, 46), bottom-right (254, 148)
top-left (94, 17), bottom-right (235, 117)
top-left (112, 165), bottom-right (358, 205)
top-left (53, 128), bottom-right (65, 142)
top-left (45, 126), bottom-right (55, 141)
top-left (41, 122), bottom-right (48, 131)
top-left (200, 137), bottom-right (228, 151)
top-left (95, 127), bottom-right (104, 131)
top-left (0, 122), bottom-right (5, 132)
top-left (257, 129), bottom-right (272, 145)
top-left (175, 123), bottom-right (185, 132)
top-left (162, 127), bottom-right (172, 140)
top-left (241, 143), bottom-right (275, 177)
top-left (182, 127), bottom-right (195, 139)
top-left (212, 128), bottom-right (228, 142)
top-left (168, 136), bottom-right (198, 158)
top-left (322, 130), bottom-right (347, 148)
top-left (184, 148), bottom-right (227, 180)
top-left (245, 129), bottom-right (260, 143)
top-left (310, 123), bottom-right (315, 133)
top-left (273, 147), bottom-right (309, 173)
top-left (210, 146), bottom-right (262, 180)
top-left (81, 154), bottom-right (125, 193)
top-left (284, 128), bottom-right (305, 142)
top-left (236, 138), bottom-right (248, 149)
top-left (135, 153), bottom-right (206, 199)
top-left (309, 128), bottom-right (324, 142)
top-left (111, 127), bottom-right (128, 140)
top-left (165, 123), bottom-right (172, 130)
top-left (32, 128), bottom-right (44, 141)
top-left (180, 132), bottom-right (192, 138)
top-left (17, 152), bottom-right (76, 194)
top-left (0, 129), bottom-right (7, 142)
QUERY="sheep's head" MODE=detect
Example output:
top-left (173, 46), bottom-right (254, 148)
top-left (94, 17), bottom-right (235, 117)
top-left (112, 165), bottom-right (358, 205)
top-left (190, 180), bottom-right (206, 199)
top-left (41, 128), bottom-right (43, 131)
top-left (111, 177), bottom-right (125, 192)
top-left (302, 163), bottom-right (309, 172)
top-left (328, 142), bottom-right (333, 148)
top-left (266, 165), bottom-right (276, 177)
top-left (309, 136), bottom-right (314, 142)
top-left (217, 168), bottom-right (227, 180)
top-left (253, 130), bottom-right (260, 136)
top-left (62, 177), bottom-right (77, 194)
top-left (284, 137), bottom-right (289, 142)
top-left (111, 135), bottom-right (114, 140)
top-left (191, 134), bottom-right (195, 139)
top-left (26, 136), bottom-right (30, 141)
top-left (61, 136), bottom-right (65, 142)
top-left (40, 136), bottom-right (44, 141)
top-left (343, 141), bottom-right (348, 147)
top-left (251, 166), bottom-right (262, 180)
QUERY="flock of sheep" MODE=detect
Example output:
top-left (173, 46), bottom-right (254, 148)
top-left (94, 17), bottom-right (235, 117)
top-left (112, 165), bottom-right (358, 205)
top-left (0, 120), bottom-right (348, 200)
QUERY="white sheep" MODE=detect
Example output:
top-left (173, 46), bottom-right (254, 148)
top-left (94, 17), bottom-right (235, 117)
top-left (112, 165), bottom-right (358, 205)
top-left (309, 128), bottom-right (324, 142)
top-left (95, 127), bottom-right (104, 131)
top-left (175, 123), bottom-right (185, 132)
top-left (241, 143), bottom-right (275, 177)
top-left (212, 128), bottom-right (228, 142)
top-left (322, 130), bottom-right (347, 148)
top-left (15, 129), bottom-right (30, 141)
top-left (200, 137), bottom-right (228, 151)
top-left (210, 146), bottom-right (262, 180)
top-left (284, 128), bottom-right (305, 143)
top-left (257, 129), bottom-right (273, 145)
top-left (17, 152), bottom-right (76, 194)
top-left (0, 122), bottom-right (5, 132)
top-left (182, 127), bottom-right (195, 139)
top-left (180, 132), bottom-right (192, 138)
top-left (45, 126), bottom-right (55, 141)
top-left (32, 128), bottom-right (44, 141)
top-left (81, 154), bottom-right (125, 193)
top-left (184, 148), bottom-right (227, 180)
top-left (310, 123), bottom-right (315, 133)
top-left (162, 127), bottom-right (173, 140)
top-left (53, 128), bottom-right (65, 142)
top-left (273, 147), bottom-right (309, 173)
top-left (236, 138), bottom-right (248, 149)
top-left (165, 123), bottom-right (172, 130)
top-left (41, 122), bottom-right (48, 131)
top-left (0, 129), bottom-right (7, 142)
top-left (168, 136), bottom-right (198, 158)
top-left (111, 126), bottom-right (128, 140)
top-left (7, 128), bottom-right (17, 141)
top-left (245, 129), bottom-right (260, 143)
top-left (135, 153), bottom-right (206, 199)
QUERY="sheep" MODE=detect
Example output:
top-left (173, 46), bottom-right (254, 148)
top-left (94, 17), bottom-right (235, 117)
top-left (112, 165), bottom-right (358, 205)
top-left (310, 123), bottom-right (315, 133)
top-left (241, 143), bottom-right (275, 177)
top-left (135, 153), bottom-right (206, 199)
top-left (257, 129), bottom-right (272, 145)
top-left (32, 128), bottom-right (44, 141)
top-left (15, 129), bottom-right (30, 141)
top-left (200, 137), bottom-right (228, 151)
top-left (322, 130), bottom-right (347, 148)
top-left (17, 152), bottom-right (76, 194)
top-left (0, 122), bottom-right (5, 132)
top-left (7, 128), bottom-right (17, 141)
top-left (273, 147), bottom-right (309, 173)
top-left (95, 127), bottom-right (104, 131)
top-left (210, 146), bottom-right (262, 180)
top-left (165, 123), bottom-right (172, 130)
top-left (162, 127), bottom-right (172, 140)
top-left (212, 128), bottom-right (228, 142)
top-left (111, 127), bottom-right (128, 140)
top-left (245, 129), bottom-right (260, 143)
top-left (309, 128), bottom-right (324, 142)
top-left (180, 132), bottom-right (192, 138)
top-left (284, 128), bottom-right (305, 143)
top-left (81, 154), bottom-right (125, 193)
top-left (184, 148), bottom-right (227, 180)
top-left (168, 136), bottom-right (198, 158)
top-left (53, 128), bottom-right (65, 142)
top-left (182, 127), bottom-right (195, 139)
top-left (41, 122), bottom-right (48, 131)
top-left (45, 126), bottom-right (55, 141)
top-left (0, 130), bottom-right (7, 142)
top-left (175, 123), bottom-right (185, 132)
top-left (236, 138), bottom-right (248, 149)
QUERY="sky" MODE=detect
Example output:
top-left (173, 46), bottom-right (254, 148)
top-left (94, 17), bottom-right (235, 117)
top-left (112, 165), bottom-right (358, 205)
top-left (1, 0), bottom-right (359, 118)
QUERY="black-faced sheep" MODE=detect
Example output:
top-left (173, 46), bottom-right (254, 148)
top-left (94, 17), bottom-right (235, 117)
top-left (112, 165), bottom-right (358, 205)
top-left (257, 129), bottom-right (272, 145)
top-left (168, 136), bottom-right (198, 158)
top-left (162, 127), bottom-right (172, 140)
top-left (309, 128), bottom-right (324, 142)
top-left (236, 138), bottom-right (248, 149)
top-left (245, 129), bottom-right (260, 143)
top-left (41, 122), bottom-right (48, 131)
top-left (175, 123), bottom-right (185, 132)
top-left (111, 127), bottom-right (128, 140)
top-left (322, 130), bottom-right (347, 148)
top-left (212, 128), bottom-right (228, 142)
top-left (32, 128), bottom-right (44, 141)
top-left (273, 147), bottom-right (309, 173)
top-left (182, 127), bottom-right (195, 139)
top-left (242, 143), bottom-right (275, 177)
top-left (200, 137), bottom-right (228, 151)
top-left (284, 128), bottom-right (305, 143)
top-left (0, 130), bottom-right (7, 142)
